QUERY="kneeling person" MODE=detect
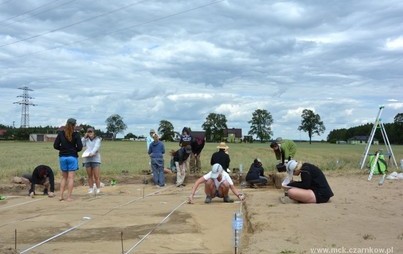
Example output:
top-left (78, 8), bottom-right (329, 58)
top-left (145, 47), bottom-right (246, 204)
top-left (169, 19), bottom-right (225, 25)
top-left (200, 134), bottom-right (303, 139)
top-left (21, 165), bottom-right (55, 198)
top-left (188, 163), bottom-right (245, 204)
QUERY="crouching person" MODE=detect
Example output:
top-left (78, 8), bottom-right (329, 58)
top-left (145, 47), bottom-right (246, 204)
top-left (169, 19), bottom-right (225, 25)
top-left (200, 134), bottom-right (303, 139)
top-left (281, 160), bottom-right (333, 204)
top-left (188, 163), bottom-right (245, 204)
top-left (21, 165), bottom-right (55, 198)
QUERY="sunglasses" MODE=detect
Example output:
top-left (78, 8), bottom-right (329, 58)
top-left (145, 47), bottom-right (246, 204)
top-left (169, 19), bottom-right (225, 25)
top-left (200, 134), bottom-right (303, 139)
top-left (87, 130), bottom-right (93, 133)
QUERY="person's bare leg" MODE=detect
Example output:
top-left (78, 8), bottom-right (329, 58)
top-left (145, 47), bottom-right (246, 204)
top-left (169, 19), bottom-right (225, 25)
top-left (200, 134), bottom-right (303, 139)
top-left (59, 172), bottom-right (68, 201)
top-left (288, 188), bottom-right (316, 203)
top-left (204, 179), bottom-right (215, 197)
top-left (93, 166), bottom-right (100, 188)
top-left (218, 181), bottom-right (230, 197)
top-left (66, 171), bottom-right (75, 201)
top-left (86, 167), bottom-right (93, 188)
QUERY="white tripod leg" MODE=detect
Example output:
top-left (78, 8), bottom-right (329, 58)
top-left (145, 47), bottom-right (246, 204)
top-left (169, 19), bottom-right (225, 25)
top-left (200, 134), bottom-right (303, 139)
top-left (368, 152), bottom-right (379, 181)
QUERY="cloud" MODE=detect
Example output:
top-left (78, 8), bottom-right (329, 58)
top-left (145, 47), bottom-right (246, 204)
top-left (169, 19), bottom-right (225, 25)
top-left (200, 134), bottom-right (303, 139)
top-left (0, 0), bottom-right (402, 140)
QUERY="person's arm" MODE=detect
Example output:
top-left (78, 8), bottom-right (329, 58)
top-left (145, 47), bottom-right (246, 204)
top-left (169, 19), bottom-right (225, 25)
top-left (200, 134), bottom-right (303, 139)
top-left (225, 154), bottom-right (230, 170)
top-left (89, 138), bottom-right (101, 156)
top-left (287, 171), bottom-right (312, 189)
top-left (229, 184), bottom-right (245, 201)
top-left (48, 169), bottom-right (55, 193)
top-left (280, 148), bottom-right (285, 164)
top-left (29, 169), bottom-right (39, 195)
top-left (53, 133), bottom-right (61, 150)
top-left (188, 176), bottom-right (207, 204)
top-left (148, 144), bottom-right (152, 156)
top-left (75, 133), bottom-right (83, 152)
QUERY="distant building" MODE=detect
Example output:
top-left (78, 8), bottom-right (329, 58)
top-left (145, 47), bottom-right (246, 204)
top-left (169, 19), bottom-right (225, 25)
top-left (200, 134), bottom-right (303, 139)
top-left (0, 129), bottom-right (7, 136)
top-left (191, 131), bottom-right (206, 140)
top-left (224, 128), bottom-right (242, 143)
top-left (347, 136), bottom-right (379, 145)
top-left (29, 134), bottom-right (57, 142)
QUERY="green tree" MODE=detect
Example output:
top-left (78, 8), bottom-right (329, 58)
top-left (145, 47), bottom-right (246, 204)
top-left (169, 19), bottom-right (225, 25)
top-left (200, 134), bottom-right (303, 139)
top-left (248, 109), bottom-right (273, 143)
top-left (202, 113), bottom-right (227, 142)
top-left (327, 128), bottom-right (348, 143)
top-left (158, 120), bottom-right (175, 141)
top-left (124, 132), bottom-right (137, 140)
top-left (298, 109), bottom-right (325, 144)
top-left (105, 114), bottom-right (127, 140)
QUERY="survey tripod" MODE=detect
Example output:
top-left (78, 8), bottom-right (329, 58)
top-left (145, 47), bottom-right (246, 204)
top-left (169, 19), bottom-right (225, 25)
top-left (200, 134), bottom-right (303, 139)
top-left (359, 106), bottom-right (398, 183)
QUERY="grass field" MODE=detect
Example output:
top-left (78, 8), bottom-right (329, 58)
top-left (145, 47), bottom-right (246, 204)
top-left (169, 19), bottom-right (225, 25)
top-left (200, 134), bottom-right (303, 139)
top-left (0, 140), bottom-right (402, 180)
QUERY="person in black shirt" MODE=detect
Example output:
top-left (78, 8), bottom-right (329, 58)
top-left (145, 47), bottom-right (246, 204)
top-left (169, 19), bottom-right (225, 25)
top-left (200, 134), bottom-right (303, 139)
top-left (282, 160), bottom-right (334, 204)
top-left (245, 158), bottom-right (268, 187)
top-left (21, 165), bottom-right (55, 198)
top-left (190, 136), bottom-right (205, 173)
top-left (53, 118), bottom-right (83, 201)
top-left (210, 142), bottom-right (230, 173)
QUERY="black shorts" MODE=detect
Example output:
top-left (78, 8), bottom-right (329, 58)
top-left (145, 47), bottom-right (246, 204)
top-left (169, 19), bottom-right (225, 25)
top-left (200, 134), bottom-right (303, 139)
top-left (313, 191), bottom-right (330, 203)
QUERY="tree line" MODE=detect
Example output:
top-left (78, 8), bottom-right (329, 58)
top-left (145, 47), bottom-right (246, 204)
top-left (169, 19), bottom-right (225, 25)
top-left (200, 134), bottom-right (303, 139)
top-left (327, 113), bottom-right (403, 144)
top-left (1, 111), bottom-right (402, 144)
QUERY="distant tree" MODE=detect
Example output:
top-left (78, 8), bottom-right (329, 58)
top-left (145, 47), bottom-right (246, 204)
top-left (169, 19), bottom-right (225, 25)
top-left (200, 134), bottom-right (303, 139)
top-left (327, 128), bottom-right (348, 143)
top-left (124, 132), bottom-right (137, 140)
top-left (202, 113), bottom-right (227, 142)
top-left (298, 109), bottom-right (325, 144)
top-left (393, 113), bottom-right (403, 144)
top-left (394, 113), bottom-right (403, 124)
top-left (248, 109), bottom-right (273, 143)
top-left (105, 114), bottom-right (127, 140)
top-left (158, 120), bottom-right (175, 141)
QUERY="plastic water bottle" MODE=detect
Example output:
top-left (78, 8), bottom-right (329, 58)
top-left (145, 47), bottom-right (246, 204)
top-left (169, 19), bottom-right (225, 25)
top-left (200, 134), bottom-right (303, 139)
top-left (232, 212), bottom-right (243, 248)
top-left (400, 159), bottom-right (403, 171)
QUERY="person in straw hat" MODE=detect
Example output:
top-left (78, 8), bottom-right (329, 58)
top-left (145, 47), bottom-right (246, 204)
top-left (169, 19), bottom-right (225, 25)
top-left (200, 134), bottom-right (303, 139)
top-left (210, 142), bottom-right (231, 173)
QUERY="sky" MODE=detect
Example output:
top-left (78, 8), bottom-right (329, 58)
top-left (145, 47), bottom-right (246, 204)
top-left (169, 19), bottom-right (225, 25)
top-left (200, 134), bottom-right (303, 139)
top-left (0, 0), bottom-right (402, 140)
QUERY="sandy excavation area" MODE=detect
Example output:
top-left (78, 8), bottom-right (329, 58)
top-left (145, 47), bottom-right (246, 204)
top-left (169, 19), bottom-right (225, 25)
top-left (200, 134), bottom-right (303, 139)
top-left (0, 172), bottom-right (402, 254)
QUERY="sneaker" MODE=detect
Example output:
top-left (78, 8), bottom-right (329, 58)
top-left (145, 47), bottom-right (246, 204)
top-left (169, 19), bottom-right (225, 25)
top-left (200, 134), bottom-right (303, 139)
top-left (95, 188), bottom-right (100, 194)
top-left (43, 189), bottom-right (48, 195)
top-left (204, 195), bottom-right (212, 204)
top-left (223, 196), bottom-right (234, 203)
top-left (88, 188), bottom-right (94, 194)
top-left (279, 196), bottom-right (298, 204)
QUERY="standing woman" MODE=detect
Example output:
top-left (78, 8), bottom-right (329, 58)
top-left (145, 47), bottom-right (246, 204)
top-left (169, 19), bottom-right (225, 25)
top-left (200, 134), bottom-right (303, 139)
top-left (82, 127), bottom-right (102, 194)
top-left (53, 118), bottom-right (83, 201)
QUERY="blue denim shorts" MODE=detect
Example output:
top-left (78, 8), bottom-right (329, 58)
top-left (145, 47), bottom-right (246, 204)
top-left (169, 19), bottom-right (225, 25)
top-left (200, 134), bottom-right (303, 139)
top-left (59, 156), bottom-right (79, 172)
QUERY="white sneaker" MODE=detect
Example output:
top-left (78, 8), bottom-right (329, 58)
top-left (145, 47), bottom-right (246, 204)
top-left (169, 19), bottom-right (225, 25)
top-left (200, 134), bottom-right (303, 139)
top-left (95, 188), bottom-right (100, 194)
top-left (88, 188), bottom-right (94, 194)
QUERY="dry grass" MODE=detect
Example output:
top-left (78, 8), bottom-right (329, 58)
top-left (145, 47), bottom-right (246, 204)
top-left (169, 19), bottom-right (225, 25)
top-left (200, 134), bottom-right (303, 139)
top-left (0, 140), bottom-right (402, 181)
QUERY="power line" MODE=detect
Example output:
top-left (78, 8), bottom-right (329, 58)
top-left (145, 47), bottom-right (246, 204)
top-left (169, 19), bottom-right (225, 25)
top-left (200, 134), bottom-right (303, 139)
top-left (0, 0), bottom-right (64, 24)
top-left (13, 0), bottom-right (225, 58)
top-left (4, 0), bottom-right (78, 26)
top-left (0, 0), bottom-right (149, 47)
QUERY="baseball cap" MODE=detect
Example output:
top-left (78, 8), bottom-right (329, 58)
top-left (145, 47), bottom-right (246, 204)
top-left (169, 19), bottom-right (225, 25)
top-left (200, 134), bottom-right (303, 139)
top-left (150, 129), bottom-right (155, 133)
top-left (286, 160), bottom-right (298, 174)
top-left (210, 163), bottom-right (223, 179)
top-left (67, 118), bottom-right (76, 125)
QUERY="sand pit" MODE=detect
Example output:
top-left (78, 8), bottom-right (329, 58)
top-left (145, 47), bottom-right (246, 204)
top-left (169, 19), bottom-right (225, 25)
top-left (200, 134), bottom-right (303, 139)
top-left (0, 173), bottom-right (402, 254)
